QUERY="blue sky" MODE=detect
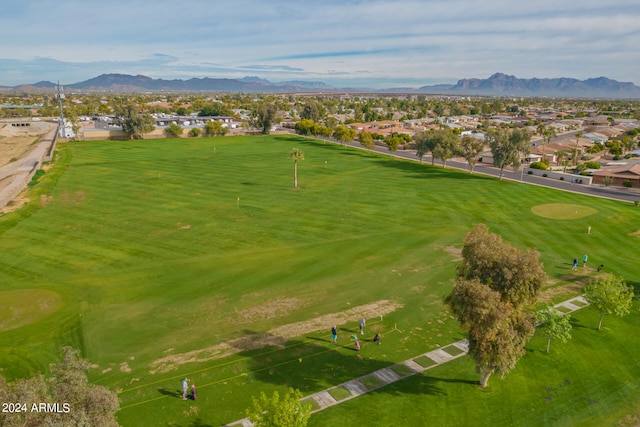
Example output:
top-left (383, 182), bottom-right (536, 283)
top-left (1, 0), bottom-right (639, 88)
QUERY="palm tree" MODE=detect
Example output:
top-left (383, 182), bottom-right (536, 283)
top-left (542, 127), bottom-right (556, 158)
top-left (571, 147), bottom-right (580, 167)
top-left (290, 148), bottom-right (304, 189)
top-left (555, 150), bottom-right (567, 167)
top-left (575, 131), bottom-right (583, 148)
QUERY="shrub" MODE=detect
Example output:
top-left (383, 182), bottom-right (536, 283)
top-left (583, 161), bottom-right (601, 169)
top-left (189, 128), bottom-right (202, 137)
top-left (586, 143), bottom-right (604, 154)
top-left (634, 200), bottom-right (639, 207)
top-left (28, 169), bottom-right (45, 187)
top-left (623, 180), bottom-right (633, 188)
top-left (164, 123), bottom-right (183, 138)
top-left (530, 161), bottom-right (548, 170)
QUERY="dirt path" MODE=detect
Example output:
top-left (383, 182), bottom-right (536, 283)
top-left (0, 120), bottom-right (57, 212)
top-left (148, 300), bottom-right (403, 374)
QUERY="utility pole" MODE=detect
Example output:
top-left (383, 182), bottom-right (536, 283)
top-left (57, 81), bottom-right (66, 138)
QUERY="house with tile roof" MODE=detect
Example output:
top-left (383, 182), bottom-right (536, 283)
top-left (591, 163), bottom-right (640, 187)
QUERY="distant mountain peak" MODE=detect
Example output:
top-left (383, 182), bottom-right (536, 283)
top-left (1, 72), bottom-right (639, 98)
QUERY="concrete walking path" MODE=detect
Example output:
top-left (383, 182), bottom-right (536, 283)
top-left (226, 295), bottom-right (589, 426)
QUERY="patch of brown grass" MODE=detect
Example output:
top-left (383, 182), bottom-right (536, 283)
top-left (148, 300), bottom-right (403, 374)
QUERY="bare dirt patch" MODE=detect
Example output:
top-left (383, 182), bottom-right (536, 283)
top-left (537, 280), bottom-right (586, 304)
top-left (630, 230), bottom-right (640, 238)
top-left (61, 191), bottom-right (86, 205)
top-left (0, 194), bottom-right (30, 214)
top-left (435, 244), bottom-right (463, 262)
top-left (148, 300), bottom-right (403, 374)
top-left (0, 289), bottom-right (63, 332)
top-left (236, 297), bottom-right (301, 322)
top-left (0, 122), bottom-right (53, 168)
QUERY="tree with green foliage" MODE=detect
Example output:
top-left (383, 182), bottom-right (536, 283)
top-left (0, 347), bottom-right (119, 427)
top-left (414, 130), bottom-right (436, 164)
top-left (457, 135), bottom-right (484, 174)
top-left (457, 224), bottom-right (546, 307)
top-left (359, 129), bottom-right (375, 149)
top-left (204, 120), bottom-right (229, 136)
top-left (446, 224), bottom-right (544, 387)
top-left (487, 128), bottom-right (531, 179)
top-left (536, 307), bottom-right (572, 353)
top-left (575, 131), bottom-right (583, 148)
top-left (300, 102), bottom-right (325, 123)
top-left (332, 124), bottom-right (356, 145)
top-left (584, 275), bottom-right (634, 330)
top-left (246, 388), bottom-right (311, 427)
top-left (294, 119), bottom-right (316, 136)
top-left (431, 128), bottom-right (459, 168)
top-left (290, 148), bottom-right (304, 189)
top-left (446, 278), bottom-right (535, 388)
top-left (254, 103), bottom-right (277, 134)
top-left (606, 140), bottom-right (623, 157)
top-left (384, 134), bottom-right (403, 152)
top-left (164, 123), bottom-right (183, 138)
top-left (198, 103), bottom-right (231, 117)
top-left (189, 127), bottom-right (201, 137)
top-left (113, 104), bottom-right (155, 139)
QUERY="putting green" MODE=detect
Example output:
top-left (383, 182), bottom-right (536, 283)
top-left (531, 203), bottom-right (598, 220)
top-left (0, 289), bottom-right (63, 332)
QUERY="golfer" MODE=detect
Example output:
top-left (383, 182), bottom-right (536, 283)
top-left (181, 377), bottom-right (189, 400)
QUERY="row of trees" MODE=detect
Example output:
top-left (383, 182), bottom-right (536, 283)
top-left (414, 129), bottom-right (484, 173)
top-left (294, 119), bottom-right (356, 144)
top-left (6, 90), bottom-right (640, 122)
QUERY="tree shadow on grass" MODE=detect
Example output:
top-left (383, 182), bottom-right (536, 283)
top-left (166, 418), bottom-right (214, 427)
top-left (369, 157), bottom-right (493, 181)
top-left (226, 330), bottom-right (475, 399)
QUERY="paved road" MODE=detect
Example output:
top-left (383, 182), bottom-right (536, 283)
top-left (324, 137), bottom-right (640, 204)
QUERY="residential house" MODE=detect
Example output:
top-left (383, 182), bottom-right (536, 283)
top-left (591, 163), bottom-right (640, 187)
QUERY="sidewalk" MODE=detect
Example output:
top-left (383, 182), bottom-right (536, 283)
top-left (226, 295), bottom-right (589, 426)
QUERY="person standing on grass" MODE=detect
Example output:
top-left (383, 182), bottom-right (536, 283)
top-left (359, 318), bottom-right (366, 335)
top-left (572, 258), bottom-right (578, 271)
top-left (583, 254), bottom-right (588, 267)
top-left (373, 332), bottom-right (381, 345)
top-left (331, 325), bottom-right (338, 343)
top-left (191, 383), bottom-right (197, 401)
top-left (354, 337), bottom-right (361, 351)
top-left (181, 377), bottom-right (189, 400)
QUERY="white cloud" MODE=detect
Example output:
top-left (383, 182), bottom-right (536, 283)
top-left (0, 0), bottom-right (638, 87)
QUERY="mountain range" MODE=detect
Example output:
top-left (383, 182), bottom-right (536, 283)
top-left (2, 72), bottom-right (640, 98)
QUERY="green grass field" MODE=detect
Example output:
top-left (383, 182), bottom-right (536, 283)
top-left (0, 135), bottom-right (638, 426)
